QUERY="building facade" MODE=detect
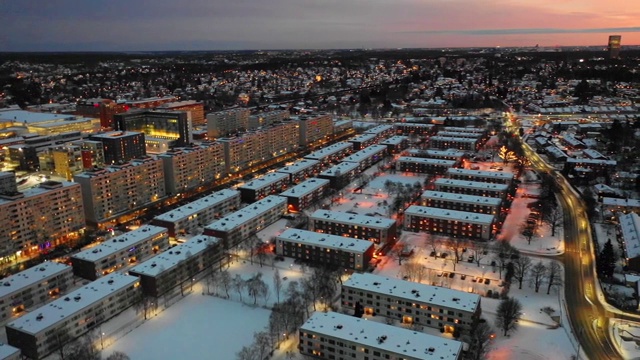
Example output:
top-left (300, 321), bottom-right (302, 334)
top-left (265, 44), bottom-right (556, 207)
top-left (158, 142), bottom-right (226, 195)
top-left (396, 157), bottom-right (456, 175)
top-left (276, 159), bottom-right (321, 184)
top-left (404, 205), bottom-right (495, 241)
top-left (238, 172), bottom-right (290, 203)
top-left (279, 178), bottom-right (330, 213)
top-left (89, 131), bottom-right (146, 165)
top-left (421, 191), bottom-right (502, 216)
top-left (206, 108), bottom-right (250, 138)
top-left (434, 178), bottom-right (509, 199)
top-left (309, 210), bottom-right (397, 249)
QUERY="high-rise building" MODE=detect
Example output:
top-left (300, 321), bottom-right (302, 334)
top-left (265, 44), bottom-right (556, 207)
top-left (156, 100), bottom-right (205, 126)
top-left (89, 131), bottom-right (146, 165)
top-left (158, 141), bottom-right (226, 195)
top-left (114, 110), bottom-right (192, 150)
top-left (76, 99), bottom-right (130, 130)
top-left (0, 171), bottom-right (18, 194)
top-left (608, 35), bottom-right (622, 59)
top-left (206, 108), bottom-right (250, 138)
top-left (295, 113), bottom-right (334, 148)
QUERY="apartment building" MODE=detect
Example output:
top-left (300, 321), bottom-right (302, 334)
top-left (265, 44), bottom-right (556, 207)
top-left (296, 114), bottom-right (334, 147)
top-left (6, 273), bottom-right (140, 360)
top-left (276, 229), bottom-right (374, 271)
top-left (89, 131), bottom-right (146, 165)
top-left (0, 172), bottom-right (17, 194)
top-left (203, 195), bottom-right (287, 248)
top-left (396, 157), bottom-right (456, 175)
top-left (564, 158), bottom-right (617, 174)
top-left (434, 178), bottom-right (509, 199)
top-left (436, 131), bottom-right (483, 139)
top-left (0, 180), bottom-right (84, 258)
top-left (348, 133), bottom-right (378, 151)
top-left (276, 159), bottom-right (321, 184)
top-left (158, 142), bottom-right (226, 195)
top-left (406, 149), bottom-right (466, 162)
top-left (441, 126), bottom-right (485, 134)
top-left (342, 273), bottom-right (481, 334)
top-left (279, 178), bottom-right (330, 213)
top-left (404, 205), bottom-right (495, 241)
top-left (304, 142), bottom-right (354, 165)
top-left (394, 123), bottom-right (435, 136)
top-left (317, 161), bottom-right (361, 190)
top-left (248, 110), bottom-right (290, 129)
top-left (206, 108), bottom-right (250, 138)
top-left (151, 189), bottom-right (240, 238)
top-left (0, 343), bottom-right (20, 360)
top-left (421, 191), bottom-right (502, 216)
top-left (0, 262), bottom-right (73, 321)
top-left (238, 172), bottom-right (290, 203)
top-left (379, 135), bottom-right (409, 155)
top-left (74, 156), bottom-right (166, 227)
top-left (299, 311), bottom-right (463, 360)
top-left (364, 124), bottom-right (395, 140)
top-left (309, 210), bottom-right (397, 248)
top-left (602, 197), bottom-right (640, 215)
top-left (446, 168), bottom-right (514, 186)
top-left (129, 235), bottom-right (223, 297)
top-left (156, 100), bottom-right (205, 126)
top-left (428, 136), bottom-right (479, 151)
top-left (332, 119), bottom-right (353, 135)
top-left (341, 144), bottom-right (388, 172)
top-left (70, 225), bottom-right (170, 280)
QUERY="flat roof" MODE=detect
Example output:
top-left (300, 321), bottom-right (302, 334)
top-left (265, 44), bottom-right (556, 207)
top-left (239, 172), bottom-right (289, 191)
top-left (300, 311), bottom-right (462, 360)
top-left (153, 189), bottom-right (239, 223)
top-left (341, 145), bottom-right (387, 164)
top-left (319, 161), bottom-right (361, 177)
top-left (380, 136), bottom-right (408, 146)
top-left (90, 131), bottom-right (143, 139)
top-left (276, 159), bottom-right (320, 174)
top-left (442, 126), bottom-right (485, 133)
top-left (364, 124), bottom-right (394, 135)
top-left (406, 149), bottom-right (465, 158)
top-left (0, 343), bottom-right (20, 358)
top-left (0, 110), bottom-right (77, 124)
top-left (129, 235), bottom-right (219, 277)
top-left (279, 178), bottom-right (330, 198)
top-left (310, 209), bottom-right (395, 229)
top-left (603, 197), bottom-right (640, 208)
top-left (71, 225), bottom-right (167, 263)
top-left (398, 156), bottom-right (456, 167)
top-left (446, 168), bottom-right (514, 181)
top-left (567, 158), bottom-right (616, 166)
top-left (405, 205), bottom-right (495, 225)
top-left (348, 133), bottom-right (377, 143)
top-left (619, 213), bottom-right (640, 259)
top-left (204, 195), bottom-right (286, 232)
top-left (304, 142), bottom-right (353, 160)
top-left (422, 190), bottom-right (502, 206)
top-left (437, 131), bottom-right (482, 139)
top-left (278, 229), bottom-right (373, 253)
top-left (6, 273), bottom-right (139, 335)
top-left (345, 273), bottom-right (480, 313)
top-left (0, 181), bottom-right (80, 206)
top-left (429, 136), bottom-right (478, 143)
top-left (434, 178), bottom-right (509, 191)
top-left (0, 262), bottom-right (71, 299)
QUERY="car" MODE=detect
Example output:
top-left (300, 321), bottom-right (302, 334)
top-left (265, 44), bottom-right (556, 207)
top-left (484, 279), bottom-right (491, 285)
top-left (448, 273), bottom-right (455, 278)
top-left (460, 274), bottom-right (467, 280)
top-left (429, 251), bottom-right (437, 257)
top-left (440, 252), bottom-right (449, 259)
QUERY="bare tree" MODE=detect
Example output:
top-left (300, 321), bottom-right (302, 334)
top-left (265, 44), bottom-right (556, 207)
top-left (134, 293), bottom-right (158, 320)
top-left (236, 345), bottom-right (258, 360)
top-left (465, 320), bottom-right (494, 360)
top-left (543, 206), bottom-right (563, 237)
top-left (546, 261), bottom-right (563, 295)
top-left (105, 352), bottom-right (131, 360)
top-left (253, 331), bottom-right (272, 360)
top-left (273, 268), bottom-right (283, 304)
top-left (219, 270), bottom-right (231, 298)
top-left (492, 240), bottom-right (516, 279)
top-left (425, 234), bottom-right (440, 257)
top-left (495, 297), bottom-right (523, 336)
top-left (205, 267), bottom-right (219, 295)
top-left (530, 261), bottom-right (547, 293)
top-left (246, 235), bottom-right (261, 265)
top-left (401, 259), bottom-right (428, 283)
top-left (512, 256), bottom-right (532, 290)
top-left (445, 237), bottom-right (467, 270)
top-left (62, 330), bottom-right (101, 360)
top-left (520, 224), bottom-right (536, 245)
top-left (247, 272), bottom-right (269, 306)
top-left (232, 274), bottom-right (246, 303)
top-left (471, 241), bottom-right (489, 267)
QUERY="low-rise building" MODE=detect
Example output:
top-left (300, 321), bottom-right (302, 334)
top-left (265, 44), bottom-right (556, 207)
top-left (304, 141), bottom-right (353, 165)
top-left (404, 205), bottom-right (495, 240)
top-left (129, 235), bottom-right (222, 297)
top-left (348, 133), bottom-right (379, 151)
top-left (0, 262), bottom-right (73, 321)
top-left (364, 124), bottom-right (395, 141)
top-left (446, 168), bottom-right (514, 186)
top-left (428, 136), bottom-right (479, 151)
top-left (602, 197), bottom-right (640, 215)
top-left (434, 178), bottom-right (509, 199)
top-left (309, 210), bottom-right (397, 250)
top-left (619, 213), bottom-right (640, 272)
top-left (6, 273), bottom-right (140, 360)
top-left (276, 159), bottom-right (321, 184)
top-left (279, 178), bottom-right (330, 213)
top-left (421, 190), bottom-right (502, 216)
top-left (317, 161), bottom-right (361, 190)
top-left (299, 311), bottom-right (463, 360)
top-left (276, 229), bottom-right (374, 271)
top-left (0, 343), bottom-right (20, 360)
top-left (341, 144), bottom-right (387, 172)
top-left (396, 157), bottom-right (456, 175)
top-left (70, 225), bottom-right (170, 280)
top-left (405, 149), bottom-right (465, 162)
top-left (151, 189), bottom-right (241, 238)
top-left (380, 135), bottom-right (409, 154)
top-left (394, 123), bottom-right (434, 136)
top-left (238, 172), bottom-right (290, 203)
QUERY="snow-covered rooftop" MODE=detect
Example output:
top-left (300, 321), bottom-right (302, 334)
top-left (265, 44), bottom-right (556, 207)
top-left (300, 311), bottom-right (463, 360)
top-left (279, 178), bottom-right (329, 198)
top-left (153, 189), bottom-right (239, 223)
top-left (434, 178), bottom-right (509, 191)
top-left (238, 172), bottom-right (289, 191)
top-left (364, 124), bottom-right (394, 135)
top-left (397, 156), bottom-right (456, 167)
top-left (319, 161), bottom-right (361, 177)
top-left (442, 126), bottom-right (485, 133)
top-left (341, 145), bottom-right (387, 164)
top-left (405, 149), bottom-right (465, 159)
top-left (204, 195), bottom-right (286, 232)
top-left (380, 135), bottom-right (408, 146)
top-left (71, 225), bottom-right (168, 263)
top-left (437, 131), bottom-right (482, 139)
top-left (0, 110), bottom-right (77, 124)
top-left (429, 136), bottom-right (477, 143)
top-left (304, 141), bottom-right (352, 161)
top-left (620, 213), bottom-right (640, 259)
top-left (6, 273), bottom-right (139, 335)
top-left (129, 235), bottom-right (219, 277)
top-left (0, 343), bottom-right (20, 359)
top-left (277, 229), bottom-right (373, 253)
top-left (566, 158), bottom-right (617, 166)
top-left (421, 190), bottom-right (502, 206)
top-left (0, 262), bottom-right (71, 299)
top-left (405, 205), bottom-right (495, 225)
top-left (348, 133), bottom-right (377, 143)
top-left (0, 181), bottom-right (79, 206)
top-left (446, 168), bottom-right (514, 181)
top-left (310, 209), bottom-right (395, 229)
top-left (276, 159), bottom-right (320, 175)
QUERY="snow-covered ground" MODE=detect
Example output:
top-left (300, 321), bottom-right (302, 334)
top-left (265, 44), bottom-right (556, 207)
top-left (611, 320), bottom-right (640, 360)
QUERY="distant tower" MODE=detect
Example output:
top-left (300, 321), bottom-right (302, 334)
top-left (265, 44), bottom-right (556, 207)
top-left (608, 35), bottom-right (621, 59)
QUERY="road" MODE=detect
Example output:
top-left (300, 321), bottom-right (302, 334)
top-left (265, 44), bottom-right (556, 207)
top-left (521, 139), bottom-right (622, 359)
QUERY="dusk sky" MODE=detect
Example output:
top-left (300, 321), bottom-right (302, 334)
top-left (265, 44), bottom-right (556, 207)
top-left (1, 0), bottom-right (639, 51)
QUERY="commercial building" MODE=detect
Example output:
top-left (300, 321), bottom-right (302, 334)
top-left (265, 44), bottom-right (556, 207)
top-left (608, 35), bottom-right (622, 59)
top-left (156, 100), bottom-right (205, 126)
top-left (428, 136), bottom-right (479, 151)
top-left (203, 195), bottom-right (287, 248)
top-left (404, 205), bottom-right (495, 240)
top-left (89, 131), bottom-right (146, 165)
top-left (129, 235), bottom-right (223, 297)
top-left (276, 229), bottom-right (374, 271)
top-left (396, 157), bottom-right (456, 175)
top-left (74, 156), bottom-right (166, 227)
top-left (0, 262), bottom-right (73, 321)
top-left (446, 168), bottom-right (514, 186)
top-left (317, 161), bottom-right (361, 190)
top-left (279, 178), bottom-right (330, 213)
top-left (75, 98), bottom-right (129, 130)
top-left (151, 189), bottom-right (240, 238)
top-left (304, 142), bottom-right (353, 165)
top-left (421, 191), bottom-right (502, 216)
top-left (124, 96), bottom-right (178, 109)
top-left (0, 181), bottom-right (84, 258)
top-left (380, 135), bottom-right (409, 154)
top-left (341, 144), bottom-right (387, 172)
top-left (114, 110), bottom-right (192, 151)
top-left (158, 142), bottom-right (226, 195)
top-left (0, 110), bottom-right (100, 136)
top-left (434, 178), bottom-right (509, 199)
top-left (6, 273), bottom-right (140, 360)
top-left (70, 225), bottom-right (170, 280)
top-left (206, 108), bottom-right (250, 138)
top-left (309, 210), bottom-right (397, 248)
top-left (276, 159), bottom-right (321, 184)
top-left (238, 172), bottom-right (290, 203)
top-left (299, 311), bottom-right (463, 360)
top-left (342, 273), bottom-right (481, 334)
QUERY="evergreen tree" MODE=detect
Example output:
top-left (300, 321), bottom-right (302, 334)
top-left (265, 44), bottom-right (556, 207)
top-left (598, 239), bottom-right (616, 278)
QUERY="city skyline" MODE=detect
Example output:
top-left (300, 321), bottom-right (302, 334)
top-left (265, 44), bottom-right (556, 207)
top-left (1, 0), bottom-right (639, 52)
